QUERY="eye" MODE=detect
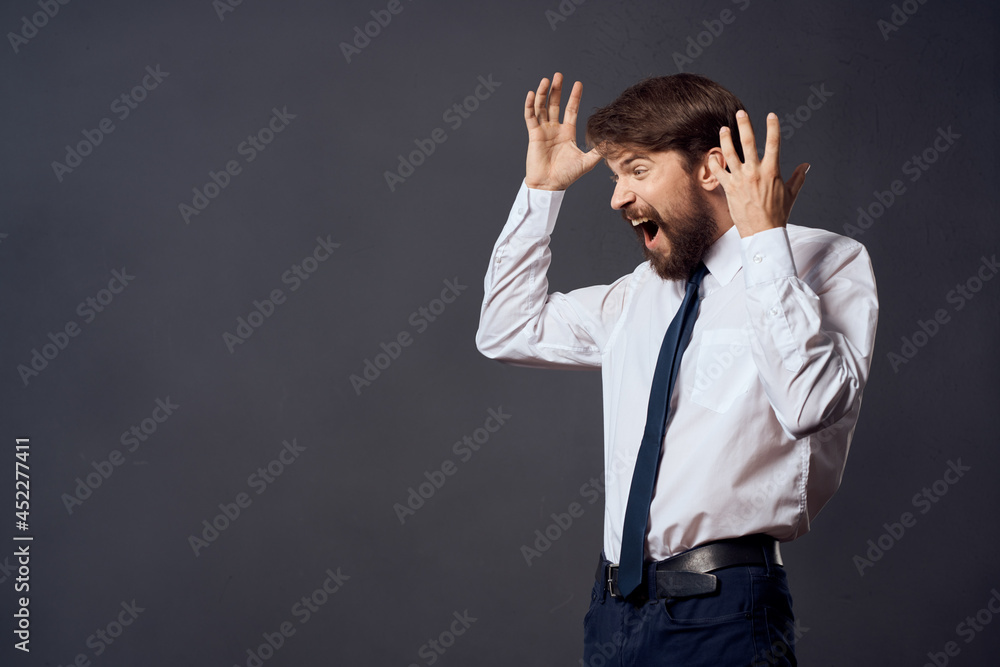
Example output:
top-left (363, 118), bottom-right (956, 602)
top-left (633, 167), bottom-right (646, 177)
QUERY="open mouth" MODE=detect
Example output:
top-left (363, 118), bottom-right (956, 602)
top-left (639, 220), bottom-right (659, 244)
top-left (627, 215), bottom-right (660, 248)
top-left (623, 209), bottom-right (664, 250)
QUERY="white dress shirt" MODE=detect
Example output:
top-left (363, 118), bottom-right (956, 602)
top-left (476, 181), bottom-right (879, 564)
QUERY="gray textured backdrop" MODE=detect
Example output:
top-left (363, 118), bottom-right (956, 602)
top-left (2, 0), bottom-right (998, 665)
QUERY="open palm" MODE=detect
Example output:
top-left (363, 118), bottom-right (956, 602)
top-left (524, 72), bottom-right (602, 191)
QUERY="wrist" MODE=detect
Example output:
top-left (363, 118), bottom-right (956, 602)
top-left (524, 179), bottom-right (566, 191)
top-left (734, 220), bottom-right (784, 238)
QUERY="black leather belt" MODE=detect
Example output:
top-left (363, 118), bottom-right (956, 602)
top-left (597, 535), bottom-right (782, 603)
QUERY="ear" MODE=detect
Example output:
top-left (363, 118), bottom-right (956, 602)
top-left (696, 148), bottom-right (726, 193)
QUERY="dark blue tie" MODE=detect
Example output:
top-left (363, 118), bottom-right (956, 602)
top-left (617, 262), bottom-right (708, 599)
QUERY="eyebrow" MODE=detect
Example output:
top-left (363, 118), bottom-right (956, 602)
top-left (609, 153), bottom-right (650, 171)
top-left (621, 154), bottom-right (649, 166)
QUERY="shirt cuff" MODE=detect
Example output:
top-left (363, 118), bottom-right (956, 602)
top-left (740, 227), bottom-right (797, 286)
top-left (511, 180), bottom-right (565, 237)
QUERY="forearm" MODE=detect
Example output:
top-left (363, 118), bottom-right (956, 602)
top-left (476, 182), bottom-right (616, 369)
top-left (741, 228), bottom-right (879, 438)
top-left (476, 182), bottom-right (562, 362)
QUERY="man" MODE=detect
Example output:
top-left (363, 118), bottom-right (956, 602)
top-left (475, 72), bottom-right (878, 666)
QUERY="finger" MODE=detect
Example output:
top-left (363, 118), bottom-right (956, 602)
top-left (563, 80), bottom-right (584, 128)
top-left (707, 153), bottom-right (729, 183)
top-left (524, 90), bottom-right (539, 132)
top-left (707, 154), bottom-right (731, 193)
top-left (548, 72), bottom-right (564, 124)
top-left (534, 77), bottom-right (550, 123)
top-left (786, 162), bottom-right (810, 202)
top-left (582, 146), bottom-right (603, 169)
top-left (718, 126), bottom-right (742, 172)
top-left (735, 110), bottom-right (759, 165)
top-left (762, 112), bottom-right (781, 170)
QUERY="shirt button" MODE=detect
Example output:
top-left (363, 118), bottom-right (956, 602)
top-left (517, 207), bottom-right (526, 215)
top-left (753, 254), bottom-right (763, 264)
top-left (769, 307), bottom-right (780, 316)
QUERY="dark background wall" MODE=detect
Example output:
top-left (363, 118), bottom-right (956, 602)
top-left (2, 0), bottom-right (997, 665)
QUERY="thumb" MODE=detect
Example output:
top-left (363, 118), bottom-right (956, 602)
top-left (786, 163), bottom-right (810, 201)
top-left (583, 147), bottom-right (602, 168)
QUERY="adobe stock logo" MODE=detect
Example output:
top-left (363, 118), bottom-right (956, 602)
top-left (671, 0), bottom-right (751, 73)
top-left (852, 459), bottom-right (970, 576)
top-left (886, 254), bottom-right (997, 373)
top-left (350, 277), bottom-right (466, 395)
top-left (407, 611), bottom-right (477, 667)
top-left (213, 0), bottom-right (246, 21)
top-left (779, 84), bottom-right (834, 141)
top-left (340, 0), bottom-right (417, 63)
top-left (7, 0), bottom-right (73, 54)
top-left (60, 397), bottom-right (180, 515)
top-left (50, 65), bottom-right (170, 182)
top-left (544, 0), bottom-right (588, 31)
top-left (16, 267), bottom-right (135, 387)
top-left (844, 126), bottom-right (960, 239)
top-left (187, 438), bottom-right (306, 557)
top-left (393, 406), bottom-right (511, 524)
top-left (922, 588), bottom-right (1000, 667)
top-left (519, 475), bottom-right (604, 567)
top-left (178, 106), bottom-right (296, 224)
top-left (383, 75), bottom-right (501, 192)
top-left (877, 0), bottom-right (930, 41)
top-left (50, 599), bottom-right (146, 664)
top-left (232, 565), bottom-right (349, 667)
top-left (221, 235), bottom-right (340, 353)
top-left (751, 619), bottom-right (809, 667)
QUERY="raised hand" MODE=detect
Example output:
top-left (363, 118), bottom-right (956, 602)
top-left (524, 72), bottom-right (602, 191)
top-left (708, 110), bottom-right (810, 237)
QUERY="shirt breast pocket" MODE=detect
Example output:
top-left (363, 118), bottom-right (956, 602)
top-left (690, 328), bottom-right (757, 413)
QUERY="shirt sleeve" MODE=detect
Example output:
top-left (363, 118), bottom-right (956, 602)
top-left (475, 181), bottom-right (629, 369)
top-left (740, 226), bottom-right (879, 439)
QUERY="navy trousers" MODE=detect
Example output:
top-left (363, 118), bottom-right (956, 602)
top-left (583, 555), bottom-right (798, 666)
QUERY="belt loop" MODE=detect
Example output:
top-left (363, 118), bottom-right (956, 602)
top-left (771, 541), bottom-right (782, 575)
top-left (645, 560), bottom-right (657, 602)
top-left (599, 553), bottom-right (609, 604)
top-left (760, 536), bottom-right (778, 574)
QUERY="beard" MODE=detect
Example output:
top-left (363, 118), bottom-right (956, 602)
top-left (623, 180), bottom-right (719, 282)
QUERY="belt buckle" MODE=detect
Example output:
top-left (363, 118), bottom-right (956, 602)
top-left (605, 564), bottom-right (620, 598)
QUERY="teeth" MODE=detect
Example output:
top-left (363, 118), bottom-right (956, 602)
top-left (630, 217), bottom-right (649, 227)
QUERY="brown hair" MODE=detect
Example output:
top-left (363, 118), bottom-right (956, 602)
top-left (585, 73), bottom-right (747, 172)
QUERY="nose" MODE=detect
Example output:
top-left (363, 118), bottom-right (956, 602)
top-left (611, 179), bottom-right (634, 210)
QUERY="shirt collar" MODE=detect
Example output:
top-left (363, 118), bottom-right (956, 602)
top-left (701, 224), bottom-right (742, 287)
